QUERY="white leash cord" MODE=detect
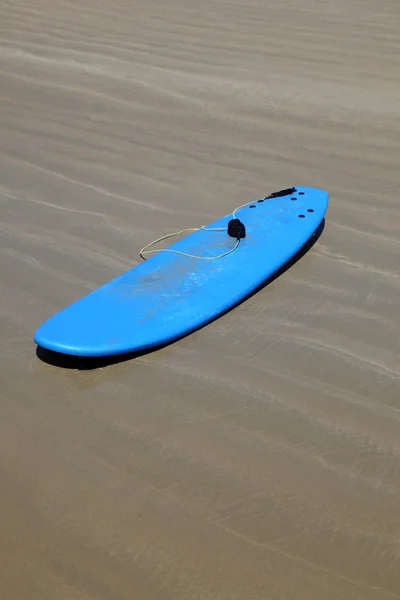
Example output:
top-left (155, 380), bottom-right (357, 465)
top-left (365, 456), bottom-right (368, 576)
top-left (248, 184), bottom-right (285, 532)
top-left (139, 196), bottom-right (265, 261)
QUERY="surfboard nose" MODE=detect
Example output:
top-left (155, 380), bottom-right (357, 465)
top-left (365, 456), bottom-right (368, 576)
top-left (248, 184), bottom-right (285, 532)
top-left (34, 316), bottom-right (84, 356)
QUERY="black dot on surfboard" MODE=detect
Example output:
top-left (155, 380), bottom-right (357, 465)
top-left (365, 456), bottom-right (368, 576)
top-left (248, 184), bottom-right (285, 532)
top-left (249, 204), bottom-right (256, 208)
top-left (298, 214), bottom-right (305, 218)
top-left (299, 192), bottom-right (305, 195)
top-left (291, 197), bottom-right (297, 201)
top-left (307, 208), bottom-right (314, 212)
top-left (257, 199), bottom-right (264, 203)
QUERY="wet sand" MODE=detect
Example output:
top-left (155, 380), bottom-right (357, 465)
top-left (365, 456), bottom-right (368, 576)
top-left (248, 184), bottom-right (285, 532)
top-left (1, 1), bottom-right (400, 598)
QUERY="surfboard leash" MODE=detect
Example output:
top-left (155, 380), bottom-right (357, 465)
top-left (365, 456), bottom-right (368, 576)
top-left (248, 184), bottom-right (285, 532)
top-left (139, 188), bottom-right (296, 261)
top-left (138, 195), bottom-right (264, 260)
top-left (139, 227), bottom-right (241, 261)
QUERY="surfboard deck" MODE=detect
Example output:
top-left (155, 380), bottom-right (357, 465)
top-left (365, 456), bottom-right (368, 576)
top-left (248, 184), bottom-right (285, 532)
top-left (34, 186), bottom-right (329, 357)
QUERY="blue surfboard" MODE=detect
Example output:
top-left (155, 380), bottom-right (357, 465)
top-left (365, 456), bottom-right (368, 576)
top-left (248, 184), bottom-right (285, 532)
top-left (34, 186), bottom-right (329, 357)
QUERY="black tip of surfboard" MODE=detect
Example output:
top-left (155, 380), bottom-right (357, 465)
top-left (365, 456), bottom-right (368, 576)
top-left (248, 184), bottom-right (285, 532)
top-left (267, 187), bottom-right (297, 199)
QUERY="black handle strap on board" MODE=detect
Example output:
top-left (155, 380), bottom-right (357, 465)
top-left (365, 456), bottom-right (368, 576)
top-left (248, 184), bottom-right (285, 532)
top-left (267, 187), bottom-right (297, 199)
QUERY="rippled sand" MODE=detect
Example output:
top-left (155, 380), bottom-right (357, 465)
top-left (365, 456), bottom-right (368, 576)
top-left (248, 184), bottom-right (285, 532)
top-left (1, 1), bottom-right (400, 598)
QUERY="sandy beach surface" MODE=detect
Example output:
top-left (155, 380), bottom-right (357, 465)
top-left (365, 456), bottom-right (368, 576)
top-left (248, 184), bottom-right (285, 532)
top-left (1, 1), bottom-right (400, 598)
